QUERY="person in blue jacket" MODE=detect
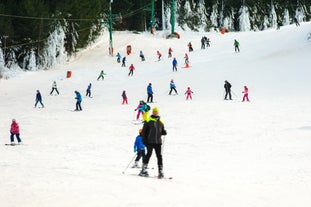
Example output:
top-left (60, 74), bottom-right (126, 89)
top-left (74, 91), bottom-right (82, 111)
top-left (132, 128), bottom-right (146, 168)
top-left (172, 57), bottom-right (178, 72)
top-left (122, 56), bottom-right (126, 67)
top-left (139, 51), bottom-right (145, 61)
top-left (169, 79), bottom-right (178, 95)
top-left (147, 83), bottom-right (153, 103)
top-left (86, 83), bottom-right (92, 97)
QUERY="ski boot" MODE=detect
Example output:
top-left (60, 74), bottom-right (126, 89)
top-left (132, 161), bottom-right (139, 168)
top-left (139, 163), bottom-right (149, 177)
top-left (158, 165), bottom-right (164, 179)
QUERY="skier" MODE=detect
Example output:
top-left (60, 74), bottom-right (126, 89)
top-left (224, 80), bottom-right (232, 100)
top-left (50, 81), bottom-right (59, 95)
top-left (201, 37), bottom-right (205, 49)
top-left (184, 53), bottom-right (189, 64)
top-left (34, 90), bottom-right (44, 108)
top-left (188, 42), bottom-right (193, 52)
top-left (242, 86), bottom-right (250, 102)
top-left (122, 56), bottom-right (126, 67)
top-left (10, 119), bottom-right (22, 145)
top-left (172, 57), bottom-right (178, 72)
top-left (139, 107), bottom-right (167, 178)
top-left (157, 51), bottom-right (162, 61)
top-left (128, 64), bottom-right (135, 76)
top-left (168, 79), bottom-right (178, 95)
top-left (168, 47), bottom-right (173, 58)
top-left (234, 39), bottom-right (240, 52)
top-left (185, 87), bottom-right (194, 100)
top-left (132, 128), bottom-right (146, 168)
top-left (134, 101), bottom-right (144, 120)
top-left (134, 100), bottom-right (149, 121)
top-left (121, 90), bottom-right (128, 104)
top-left (147, 83), bottom-right (153, 103)
top-left (116, 52), bottom-right (121, 63)
top-left (86, 83), bottom-right (92, 97)
top-left (139, 51), bottom-right (145, 61)
top-left (206, 38), bottom-right (211, 47)
top-left (97, 70), bottom-right (106, 80)
top-left (74, 90), bottom-right (82, 111)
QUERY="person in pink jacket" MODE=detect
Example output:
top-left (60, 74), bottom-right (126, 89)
top-left (185, 87), bottom-right (194, 100)
top-left (10, 119), bottom-right (22, 144)
top-left (242, 86), bottom-right (249, 102)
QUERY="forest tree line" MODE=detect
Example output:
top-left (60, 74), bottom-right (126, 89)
top-left (0, 0), bottom-right (310, 72)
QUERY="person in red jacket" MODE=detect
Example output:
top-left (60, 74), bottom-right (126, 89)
top-left (10, 119), bottom-right (22, 144)
top-left (128, 64), bottom-right (135, 76)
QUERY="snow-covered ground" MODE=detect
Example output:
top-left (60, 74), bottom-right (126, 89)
top-left (1, 23), bottom-right (311, 207)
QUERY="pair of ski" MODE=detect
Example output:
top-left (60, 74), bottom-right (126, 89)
top-left (138, 174), bottom-right (173, 180)
top-left (5, 143), bottom-right (23, 146)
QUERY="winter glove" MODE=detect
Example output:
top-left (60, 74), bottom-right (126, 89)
top-left (162, 130), bottom-right (167, 135)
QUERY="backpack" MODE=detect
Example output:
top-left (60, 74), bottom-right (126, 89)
top-left (146, 104), bottom-right (151, 112)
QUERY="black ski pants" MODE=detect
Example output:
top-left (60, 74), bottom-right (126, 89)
top-left (143, 144), bottom-right (163, 166)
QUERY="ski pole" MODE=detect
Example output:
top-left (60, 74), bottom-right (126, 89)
top-left (231, 90), bottom-right (238, 98)
top-left (122, 153), bottom-right (137, 174)
top-left (161, 135), bottom-right (166, 154)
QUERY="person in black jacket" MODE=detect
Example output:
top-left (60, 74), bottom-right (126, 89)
top-left (34, 90), bottom-right (44, 108)
top-left (224, 80), bottom-right (232, 100)
top-left (139, 107), bottom-right (167, 178)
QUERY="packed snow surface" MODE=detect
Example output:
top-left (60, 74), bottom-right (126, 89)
top-left (1, 23), bottom-right (311, 207)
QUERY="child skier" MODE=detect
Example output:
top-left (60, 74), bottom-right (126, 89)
top-left (86, 83), bottom-right (92, 97)
top-left (188, 42), bottom-right (193, 52)
top-left (121, 90), bottom-right (128, 104)
top-left (128, 64), bottom-right (135, 76)
top-left (50, 81), bottom-right (59, 95)
top-left (234, 39), bottom-right (240, 52)
top-left (168, 47), bottom-right (173, 58)
top-left (242, 86), bottom-right (250, 102)
top-left (134, 101), bottom-right (144, 120)
top-left (157, 51), bottom-right (162, 61)
top-left (132, 128), bottom-right (146, 168)
top-left (97, 70), bottom-right (106, 80)
top-left (116, 52), bottom-right (121, 63)
top-left (10, 119), bottom-right (22, 145)
top-left (134, 101), bottom-right (149, 121)
top-left (184, 53), bottom-right (189, 64)
top-left (169, 79), bottom-right (178, 95)
top-left (185, 87), bottom-right (194, 100)
top-left (172, 58), bottom-right (178, 72)
top-left (122, 56), bottom-right (126, 67)
top-left (139, 51), bottom-right (145, 61)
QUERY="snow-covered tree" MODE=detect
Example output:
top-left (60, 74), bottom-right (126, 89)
top-left (270, 3), bottom-right (278, 28)
top-left (239, 6), bottom-right (251, 31)
top-left (27, 50), bottom-right (37, 71)
top-left (283, 9), bottom-right (290, 26)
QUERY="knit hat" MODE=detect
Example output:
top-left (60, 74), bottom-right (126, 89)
top-left (152, 107), bottom-right (159, 113)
